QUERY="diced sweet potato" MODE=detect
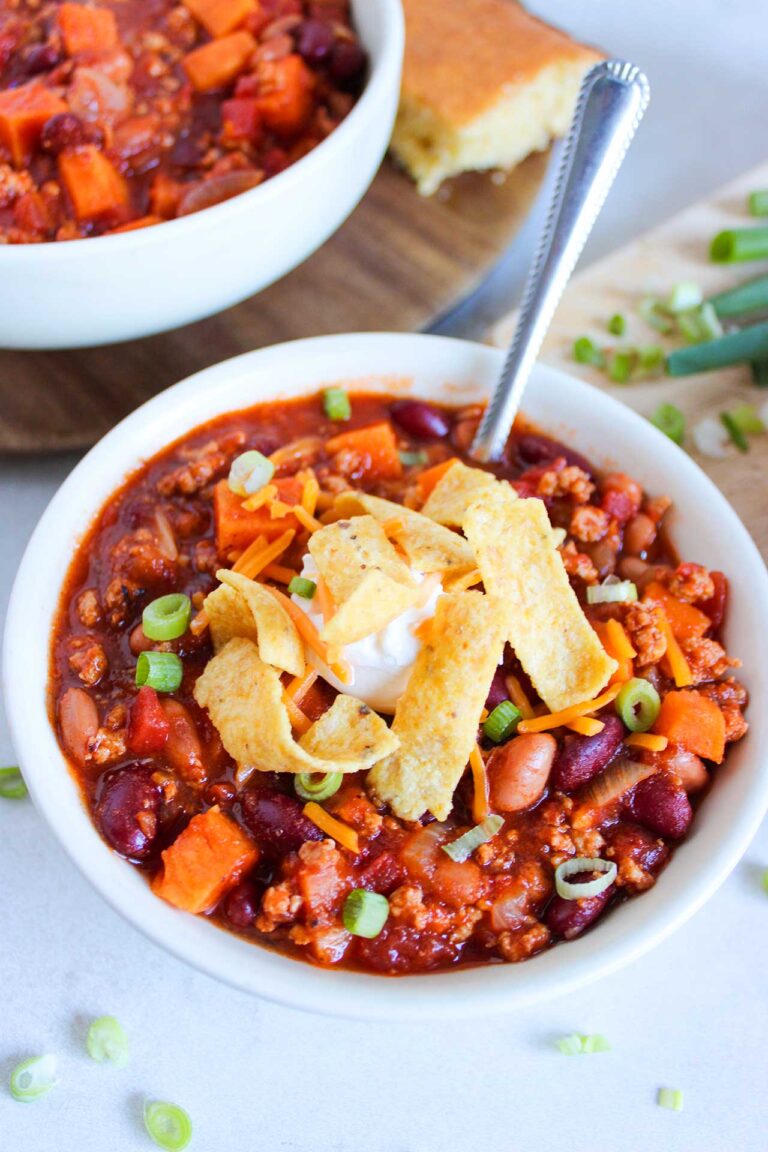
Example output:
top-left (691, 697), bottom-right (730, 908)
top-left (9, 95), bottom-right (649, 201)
top-left (643, 582), bottom-right (711, 643)
top-left (0, 83), bottom-right (67, 166)
top-left (654, 690), bottom-right (726, 764)
top-left (183, 0), bottom-right (256, 39)
top-left (107, 214), bottom-right (162, 234)
top-left (182, 30), bottom-right (256, 92)
top-left (58, 3), bottom-right (119, 55)
top-left (214, 474), bottom-right (304, 551)
top-left (325, 422), bottom-right (403, 482)
top-left (220, 96), bottom-right (261, 143)
top-left (153, 806), bottom-right (259, 914)
top-left (255, 54), bottom-right (315, 137)
top-left (58, 146), bottom-right (129, 221)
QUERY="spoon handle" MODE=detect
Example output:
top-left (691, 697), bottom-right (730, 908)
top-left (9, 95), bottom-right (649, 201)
top-left (470, 60), bottom-right (651, 463)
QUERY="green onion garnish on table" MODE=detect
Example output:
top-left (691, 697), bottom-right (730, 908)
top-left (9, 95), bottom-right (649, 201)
top-left (607, 348), bottom-right (636, 383)
top-left (143, 593), bottom-right (191, 642)
top-left (86, 1015), bottom-right (129, 1067)
top-left (135, 651), bottom-right (183, 693)
top-left (667, 321), bottom-right (768, 376)
top-left (144, 1101), bottom-right (193, 1151)
top-left (322, 387), bottom-right (351, 421)
top-left (288, 576), bottom-right (316, 599)
top-left (607, 313), bottom-right (626, 336)
top-left (748, 190), bottom-right (768, 217)
top-left (709, 273), bottom-right (768, 318)
top-left (483, 701), bottom-right (522, 744)
top-left (556, 1033), bottom-right (611, 1056)
top-left (657, 1088), bottom-right (684, 1113)
top-left (0, 765), bottom-right (27, 799)
top-left (639, 297), bottom-right (676, 334)
top-left (615, 677), bottom-right (661, 732)
top-left (711, 226), bottom-right (768, 263)
top-left (573, 336), bottom-right (605, 367)
top-left (726, 404), bottom-right (765, 434)
top-left (442, 815), bottom-right (504, 863)
top-left (667, 280), bottom-right (703, 313)
top-left (720, 411), bottom-right (749, 453)
top-left (651, 402), bottom-right (685, 445)
top-left (342, 889), bottom-right (389, 938)
top-left (677, 302), bottom-right (722, 344)
top-left (9, 1055), bottom-right (57, 1103)
top-left (752, 360), bottom-right (768, 387)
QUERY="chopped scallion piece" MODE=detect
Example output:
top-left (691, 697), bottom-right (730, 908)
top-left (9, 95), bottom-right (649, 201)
top-left (227, 450), bottom-right (274, 497)
top-left (586, 580), bottom-right (637, 605)
top-left (288, 576), bottom-right (317, 599)
top-left (726, 404), bottom-right (765, 434)
top-left (554, 857), bottom-right (617, 900)
top-left (86, 1015), bottom-right (129, 1067)
top-left (399, 449), bottom-right (429, 468)
top-left (294, 771), bottom-right (343, 802)
top-left (748, 190), bottom-right (768, 217)
top-left (556, 1033), bottom-right (611, 1056)
top-left (573, 336), bottom-right (605, 367)
top-left (709, 273), bottom-right (768, 318)
top-left (143, 594), bottom-right (191, 642)
top-left (144, 1101), bottom-right (193, 1151)
top-left (135, 651), bottom-right (183, 693)
top-left (677, 302), bottom-right (723, 344)
top-left (667, 321), bottom-right (768, 376)
top-left (711, 226), bottom-right (768, 263)
top-left (692, 416), bottom-right (730, 459)
top-left (322, 387), bottom-right (351, 422)
top-left (482, 701), bottom-right (522, 744)
top-left (616, 677), bottom-right (661, 732)
top-left (9, 1055), bottom-right (57, 1103)
top-left (607, 348), bottom-right (637, 383)
top-left (607, 313), bottom-right (626, 336)
top-left (752, 360), bottom-right (768, 388)
top-left (651, 403), bottom-right (685, 445)
top-left (761, 867), bottom-right (768, 895)
top-left (636, 345), bottom-right (666, 377)
top-left (442, 814), bottom-right (504, 863)
top-left (342, 889), bottom-right (389, 938)
top-left (720, 411), bottom-right (749, 453)
top-left (639, 298), bottom-right (675, 334)
top-left (657, 1088), bottom-right (684, 1112)
top-left (0, 766), bottom-right (27, 799)
top-left (667, 281), bottom-right (702, 314)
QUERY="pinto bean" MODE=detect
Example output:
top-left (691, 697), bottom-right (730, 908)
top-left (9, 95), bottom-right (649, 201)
top-left (661, 747), bottom-right (709, 793)
top-left (129, 622), bottom-right (153, 655)
top-left (629, 774), bottom-right (693, 840)
top-left (551, 715), bottom-right (624, 793)
top-left (95, 764), bottom-right (161, 860)
top-left (544, 882), bottom-right (614, 939)
top-left (160, 700), bottom-right (205, 784)
top-left (623, 513), bottom-right (657, 557)
top-left (487, 733), bottom-right (556, 813)
top-left (59, 687), bottom-right (99, 766)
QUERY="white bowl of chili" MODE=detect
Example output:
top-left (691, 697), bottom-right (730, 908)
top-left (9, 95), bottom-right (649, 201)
top-left (5, 333), bottom-right (768, 1019)
top-left (0, 0), bottom-right (403, 349)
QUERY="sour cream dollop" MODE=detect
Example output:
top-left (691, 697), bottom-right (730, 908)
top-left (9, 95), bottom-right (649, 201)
top-left (291, 555), bottom-right (442, 713)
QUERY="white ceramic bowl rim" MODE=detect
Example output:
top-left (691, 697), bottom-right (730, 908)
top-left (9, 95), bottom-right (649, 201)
top-left (4, 333), bottom-right (768, 1021)
top-left (0, 0), bottom-right (404, 259)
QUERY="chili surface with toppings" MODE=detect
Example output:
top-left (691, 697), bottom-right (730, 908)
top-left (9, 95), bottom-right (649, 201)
top-left (0, 0), bottom-right (365, 241)
top-left (49, 391), bottom-right (749, 974)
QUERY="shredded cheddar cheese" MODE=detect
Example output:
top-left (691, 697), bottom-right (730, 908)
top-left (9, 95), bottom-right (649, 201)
top-left (241, 483), bottom-right (277, 512)
top-left (605, 618), bottom-right (637, 661)
top-left (469, 743), bottom-right (490, 823)
top-left (626, 732), bottom-right (669, 752)
top-left (504, 674), bottom-right (535, 720)
top-left (234, 530), bottom-right (296, 581)
top-left (189, 609), bottom-right (209, 637)
top-left (282, 691), bottom-right (312, 735)
top-left (303, 801), bottom-right (360, 854)
top-left (265, 585), bottom-right (353, 685)
top-left (517, 681), bottom-right (623, 733)
top-left (566, 716), bottom-right (605, 737)
top-left (293, 505), bottom-right (324, 534)
top-left (285, 666), bottom-right (318, 704)
top-left (300, 471), bottom-right (320, 516)
top-left (659, 612), bottom-right (694, 688)
top-left (231, 534), bottom-right (267, 575)
top-left (315, 576), bottom-right (336, 625)
top-left (261, 562), bottom-right (298, 585)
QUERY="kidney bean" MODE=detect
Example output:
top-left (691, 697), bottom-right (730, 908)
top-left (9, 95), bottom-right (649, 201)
top-left (484, 667), bottom-right (509, 711)
top-left (296, 17), bottom-right (335, 64)
top-left (204, 781), bottom-right (236, 808)
top-left (623, 513), bottom-right (657, 557)
top-left (329, 40), bottom-right (367, 83)
top-left (607, 822), bottom-right (670, 881)
top-left (59, 686), bottom-right (99, 766)
top-left (545, 881), bottom-right (613, 939)
top-left (240, 789), bottom-right (322, 858)
top-left (511, 432), bottom-right (594, 476)
top-left (95, 765), bottom-right (161, 860)
top-left (223, 880), bottom-right (261, 928)
top-left (389, 399), bottom-right (450, 440)
top-left (551, 715), bottom-right (624, 793)
top-left (160, 700), bottom-right (205, 784)
top-left (629, 774), bottom-right (693, 839)
top-left (40, 112), bottom-right (101, 154)
top-left (487, 733), bottom-right (556, 813)
top-left (22, 43), bottom-right (60, 75)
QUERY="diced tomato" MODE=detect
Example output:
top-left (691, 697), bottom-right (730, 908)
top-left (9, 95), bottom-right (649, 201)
top-left (220, 96), bottom-right (261, 143)
top-left (126, 686), bottom-right (170, 755)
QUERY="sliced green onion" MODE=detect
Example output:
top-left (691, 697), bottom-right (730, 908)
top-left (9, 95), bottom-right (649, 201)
top-left (651, 403), bottom-right (685, 445)
top-left (720, 411), bottom-right (749, 453)
top-left (556, 1033), bottom-right (611, 1055)
top-left (677, 302), bottom-right (723, 344)
top-left (554, 857), bottom-right (617, 900)
top-left (636, 345), bottom-right (666, 377)
top-left (711, 226), bottom-right (768, 263)
top-left (288, 576), bottom-right (317, 599)
top-left (135, 651), bottom-right (183, 693)
top-left (342, 889), bottom-right (389, 938)
top-left (399, 449), bottom-right (429, 468)
top-left (586, 580), bottom-right (637, 605)
top-left (616, 677), bottom-right (661, 732)
top-left (709, 273), bottom-right (768, 318)
top-left (725, 404), bottom-right (765, 434)
top-left (144, 1101), bottom-right (193, 1151)
top-left (639, 298), bottom-right (675, 334)
top-left (142, 593), bottom-right (191, 642)
top-left (482, 701), bottom-right (522, 744)
top-left (607, 348), bottom-right (637, 383)
top-left (667, 321), bottom-right (768, 376)
top-left (322, 387), bottom-right (351, 422)
top-left (692, 416), bottom-right (730, 459)
top-left (442, 815), bottom-right (504, 864)
top-left (752, 359), bottom-right (768, 387)
top-left (749, 190), bottom-right (768, 217)
top-left (86, 1015), bottom-right (129, 1067)
top-left (573, 336), bottom-right (605, 367)
top-left (9, 1055), bottom-right (57, 1102)
top-left (761, 867), bottom-right (768, 895)
top-left (667, 281), bottom-right (702, 313)
top-left (227, 449), bottom-right (274, 496)
top-left (0, 766), bottom-right (27, 799)
top-left (657, 1088), bottom-right (684, 1112)
top-left (607, 313), bottom-right (626, 336)
top-left (294, 771), bottom-right (343, 802)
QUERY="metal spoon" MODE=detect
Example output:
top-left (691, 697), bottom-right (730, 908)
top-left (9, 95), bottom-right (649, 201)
top-left (470, 60), bottom-right (651, 463)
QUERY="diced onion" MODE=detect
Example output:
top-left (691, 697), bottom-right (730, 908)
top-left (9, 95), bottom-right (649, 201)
top-left (586, 580), bottom-right (638, 605)
top-left (228, 450), bottom-right (275, 497)
top-left (442, 815), bottom-right (504, 863)
top-left (9, 1055), bottom-right (57, 1102)
top-left (554, 857), bottom-right (617, 900)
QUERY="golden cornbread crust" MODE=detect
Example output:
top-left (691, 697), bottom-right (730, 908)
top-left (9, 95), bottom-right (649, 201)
top-left (392, 0), bottom-right (602, 194)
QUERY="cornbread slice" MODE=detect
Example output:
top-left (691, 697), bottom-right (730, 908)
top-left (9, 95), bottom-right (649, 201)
top-left (391, 0), bottom-right (601, 195)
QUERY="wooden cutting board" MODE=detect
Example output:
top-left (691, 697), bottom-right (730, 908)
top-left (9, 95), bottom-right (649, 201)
top-left (491, 162), bottom-right (768, 558)
top-left (0, 153), bottom-right (548, 454)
